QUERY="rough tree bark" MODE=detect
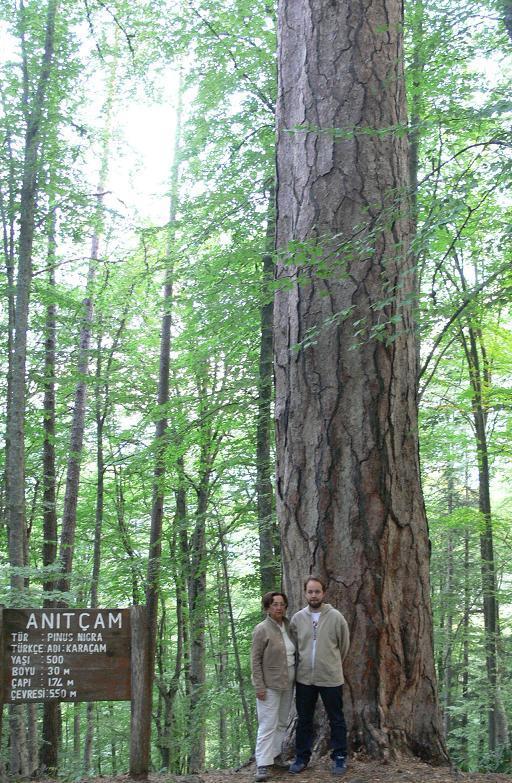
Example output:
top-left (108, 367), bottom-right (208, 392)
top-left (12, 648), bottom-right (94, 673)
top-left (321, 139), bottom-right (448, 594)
top-left (274, 0), bottom-right (447, 760)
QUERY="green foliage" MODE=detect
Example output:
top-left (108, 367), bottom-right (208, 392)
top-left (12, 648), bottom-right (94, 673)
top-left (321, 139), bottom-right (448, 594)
top-left (0, 0), bottom-right (511, 774)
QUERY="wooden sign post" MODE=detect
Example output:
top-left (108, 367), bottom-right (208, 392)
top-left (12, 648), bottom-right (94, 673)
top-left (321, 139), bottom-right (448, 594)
top-left (0, 606), bottom-right (150, 777)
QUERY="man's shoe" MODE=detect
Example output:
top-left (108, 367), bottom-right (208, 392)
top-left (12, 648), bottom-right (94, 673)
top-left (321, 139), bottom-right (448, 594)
top-left (331, 754), bottom-right (347, 775)
top-left (289, 758), bottom-right (308, 774)
top-left (255, 766), bottom-right (270, 782)
top-left (273, 754), bottom-right (290, 769)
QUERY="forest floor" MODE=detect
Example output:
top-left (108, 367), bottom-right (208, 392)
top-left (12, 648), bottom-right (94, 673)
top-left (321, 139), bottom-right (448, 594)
top-left (74, 757), bottom-right (512, 783)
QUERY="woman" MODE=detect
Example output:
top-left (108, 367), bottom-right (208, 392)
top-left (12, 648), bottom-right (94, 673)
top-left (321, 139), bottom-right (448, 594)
top-left (251, 591), bottom-right (295, 782)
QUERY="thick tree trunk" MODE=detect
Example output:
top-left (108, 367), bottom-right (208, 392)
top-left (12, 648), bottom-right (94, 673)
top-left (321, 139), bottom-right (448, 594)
top-left (274, 0), bottom-right (446, 760)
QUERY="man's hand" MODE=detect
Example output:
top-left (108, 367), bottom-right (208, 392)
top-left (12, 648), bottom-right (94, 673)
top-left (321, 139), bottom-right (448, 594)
top-left (256, 689), bottom-right (266, 700)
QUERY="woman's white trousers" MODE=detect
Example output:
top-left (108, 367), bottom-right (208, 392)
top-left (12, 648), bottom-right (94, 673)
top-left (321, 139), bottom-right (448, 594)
top-left (254, 682), bottom-right (294, 766)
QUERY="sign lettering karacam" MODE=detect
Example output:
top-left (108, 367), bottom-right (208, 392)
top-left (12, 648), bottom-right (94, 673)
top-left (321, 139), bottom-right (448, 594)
top-left (2, 608), bottom-right (131, 703)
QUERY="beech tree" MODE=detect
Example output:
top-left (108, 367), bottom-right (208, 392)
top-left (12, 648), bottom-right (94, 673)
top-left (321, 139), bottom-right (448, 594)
top-left (274, 0), bottom-right (447, 760)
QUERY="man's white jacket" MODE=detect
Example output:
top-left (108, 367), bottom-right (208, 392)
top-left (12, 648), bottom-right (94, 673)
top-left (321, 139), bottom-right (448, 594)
top-left (290, 603), bottom-right (350, 687)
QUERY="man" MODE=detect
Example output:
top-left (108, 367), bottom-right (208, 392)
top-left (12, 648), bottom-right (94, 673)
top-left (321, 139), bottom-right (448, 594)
top-left (289, 576), bottom-right (350, 776)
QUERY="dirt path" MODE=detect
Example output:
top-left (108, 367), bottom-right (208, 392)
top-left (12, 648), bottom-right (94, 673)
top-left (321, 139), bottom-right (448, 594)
top-left (73, 757), bottom-right (511, 783)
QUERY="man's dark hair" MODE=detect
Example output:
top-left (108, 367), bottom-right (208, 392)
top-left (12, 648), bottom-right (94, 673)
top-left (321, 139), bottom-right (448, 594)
top-left (262, 591), bottom-right (288, 610)
top-left (303, 575), bottom-right (327, 591)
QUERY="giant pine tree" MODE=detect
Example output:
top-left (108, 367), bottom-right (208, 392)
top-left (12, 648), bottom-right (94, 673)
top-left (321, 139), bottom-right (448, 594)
top-left (274, 0), bottom-right (447, 760)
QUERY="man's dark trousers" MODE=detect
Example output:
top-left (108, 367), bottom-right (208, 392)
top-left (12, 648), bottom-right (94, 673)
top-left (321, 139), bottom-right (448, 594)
top-left (295, 682), bottom-right (347, 761)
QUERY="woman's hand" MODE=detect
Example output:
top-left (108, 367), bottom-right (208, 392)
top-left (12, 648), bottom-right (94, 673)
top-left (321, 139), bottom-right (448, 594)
top-left (256, 689), bottom-right (266, 700)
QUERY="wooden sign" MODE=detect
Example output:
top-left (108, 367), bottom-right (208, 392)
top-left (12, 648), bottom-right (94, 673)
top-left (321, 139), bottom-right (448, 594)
top-left (1, 608), bottom-right (131, 703)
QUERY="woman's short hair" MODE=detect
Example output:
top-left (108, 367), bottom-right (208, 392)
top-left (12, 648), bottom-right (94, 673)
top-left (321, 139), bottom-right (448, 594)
top-left (262, 591), bottom-right (288, 610)
top-left (303, 574), bottom-right (327, 591)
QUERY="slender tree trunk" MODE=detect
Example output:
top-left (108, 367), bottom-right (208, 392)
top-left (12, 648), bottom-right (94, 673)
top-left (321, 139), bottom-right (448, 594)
top-left (113, 466), bottom-right (141, 604)
top-left (6, 4), bottom-right (59, 774)
top-left (146, 87), bottom-right (182, 771)
top-left (83, 704), bottom-right (94, 776)
top-left (56, 254), bottom-right (96, 597)
top-left (274, 0), bottom-right (446, 760)
top-left (6, 0), bottom-right (59, 604)
top-left (460, 326), bottom-right (509, 755)
top-left (217, 522), bottom-right (255, 748)
top-left (460, 527), bottom-right (470, 768)
top-left (408, 0), bottom-right (424, 235)
top-left (54, 75), bottom-right (112, 772)
top-left (56, 39), bottom-right (116, 601)
top-left (441, 533), bottom-right (454, 739)
top-left (187, 455), bottom-right (210, 773)
top-left (217, 571), bottom-right (229, 767)
top-left (231, 710), bottom-right (241, 767)
top-left (256, 187), bottom-right (279, 592)
top-left (407, 0), bottom-right (425, 377)
top-left (109, 704), bottom-right (117, 775)
top-left (40, 207), bottom-right (60, 774)
top-left (83, 327), bottom-right (107, 775)
top-left (439, 470), bottom-right (455, 740)
top-left (502, 0), bottom-right (512, 42)
top-left (26, 705), bottom-right (38, 775)
top-left (73, 704), bottom-right (81, 775)
top-left (95, 707), bottom-right (101, 776)
top-left (155, 492), bottom-right (187, 770)
top-left (0, 127), bottom-right (16, 543)
top-left (9, 707), bottom-right (29, 778)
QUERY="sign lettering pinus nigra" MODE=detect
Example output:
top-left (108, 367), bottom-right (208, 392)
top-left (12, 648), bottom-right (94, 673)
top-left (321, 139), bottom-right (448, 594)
top-left (2, 608), bottom-right (131, 703)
